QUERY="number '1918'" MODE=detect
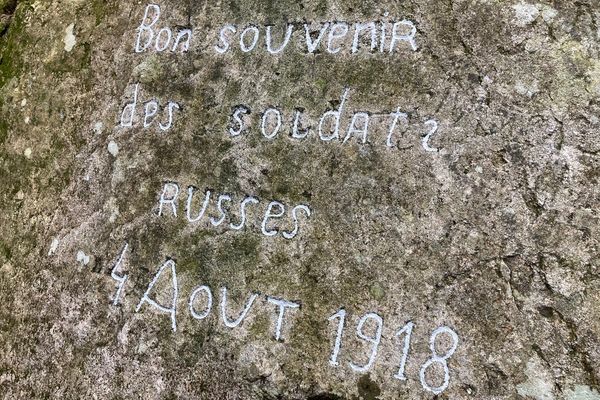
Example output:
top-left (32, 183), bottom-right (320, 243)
top-left (328, 309), bottom-right (459, 395)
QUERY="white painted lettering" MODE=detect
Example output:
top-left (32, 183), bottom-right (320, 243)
top-left (352, 22), bottom-right (377, 53)
top-left (266, 25), bottom-right (294, 54)
top-left (267, 297), bottom-right (300, 341)
top-left (229, 105), bottom-right (250, 136)
top-left (110, 242), bottom-right (129, 306)
top-left (343, 112), bottom-right (370, 144)
top-left (172, 29), bottom-right (192, 52)
top-left (220, 287), bottom-right (259, 328)
top-left (305, 23), bottom-right (330, 53)
top-left (189, 285), bottom-right (213, 320)
top-left (387, 108), bottom-right (408, 147)
top-left (327, 23), bottom-right (349, 54)
top-left (135, 4), bottom-right (161, 53)
top-left (159, 182), bottom-right (180, 217)
top-left (394, 321), bottom-right (414, 380)
top-left (261, 108), bottom-right (282, 139)
top-left (136, 259), bottom-right (179, 332)
top-left (261, 201), bottom-right (285, 237)
top-left (282, 205), bottom-right (311, 240)
top-left (215, 25), bottom-right (236, 54)
top-left (155, 27), bottom-right (173, 52)
top-left (389, 20), bottom-right (417, 52)
top-left (379, 21), bottom-right (387, 52)
top-left (240, 26), bottom-right (260, 52)
top-left (230, 196), bottom-right (259, 230)
top-left (186, 187), bottom-right (211, 223)
top-left (292, 109), bottom-right (310, 139)
top-left (419, 326), bottom-right (459, 395)
top-left (318, 88), bottom-right (349, 141)
top-left (349, 312), bottom-right (383, 373)
top-left (210, 194), bottom-right (232, 226)
top-left (144, 100), bottom-right (159, 128)
top-left (328, 308), bottom-right (346, 366)
top-left (120, 84), bottom-right (139, 128)
top-left (421, 119), bottom-right (439, 152)
top-left (159, 102), bottom-right (180, 131)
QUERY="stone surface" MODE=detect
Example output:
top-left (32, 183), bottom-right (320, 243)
top-left (1, 0), bottom-right (600, 399)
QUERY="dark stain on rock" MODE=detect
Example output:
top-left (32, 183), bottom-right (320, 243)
top-left (308, 393), bottom-right (345, 400)
top-left (357, 374), bottom-right (381, 400)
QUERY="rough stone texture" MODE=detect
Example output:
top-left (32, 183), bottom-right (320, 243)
top-left (1, 0), bottom-right (600, 399)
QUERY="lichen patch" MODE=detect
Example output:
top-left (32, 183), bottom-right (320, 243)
top-left (512, 2), bottom-right (540, 27)
top-left (63, 23), bottom-right (76, 52)
top-left (516, 357), bottom-right (555, 400)
top-left (565, 385), bottom-right (600, 400)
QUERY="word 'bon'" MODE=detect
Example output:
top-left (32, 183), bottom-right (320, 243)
top-left (158, 182), bottom-right (312, 239)
top-left (229, 88), bottom-right (441, 151)
top-left (110, 246), bottom-right (460, 395)
top-left (135, 4), bottom-right (192, 53)
top-left (135, 4), bottom-right (418, 56)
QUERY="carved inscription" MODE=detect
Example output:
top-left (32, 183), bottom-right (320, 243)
top-left (95, 3), bottom-right (463, 396)
top-left (120, 84), bottom-right (181, 131)
top-left (134, 4), bottom-right (419, 56)
top-left (215, 20), bottom-right (418, 55)
top-left (157, 182), bottom-right (312, 239)
top-left (109, 246), bottom-right (460, 395)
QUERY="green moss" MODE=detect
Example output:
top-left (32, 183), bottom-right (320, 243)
top-left (369, 282), bottom-right (385, 300)
top-left (223, 79), bottom-right (242, 99)
top-left (0, 16), bottom-right (10, 35)
top-left (0, 117), bottom-right (7, 145)
top-left (174, 232), bottom-right (215, 275)
top-left (0, 2), bottom-right (30, 89)
top-left (315, 77), bottom-right (328, 94)
top-left (269, 250), bottom-right (289, 268)
top-left (91, 0), bottom-right (112, 26)
top-left (47, 39), bottom-right (93, 79)
top-left (178, 330), bottom-right (210, 367)
top-left (215, 233), bottom-right (261, 270)
top-left (313, 0), bottom-right (328, 15)
top-left (249, 312), bottom-right (271, 338)
top-left (0, 239), bottom-right (11, 263)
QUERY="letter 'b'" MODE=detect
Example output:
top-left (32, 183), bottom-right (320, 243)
top-left (135, 4), bottom-right (161, 53)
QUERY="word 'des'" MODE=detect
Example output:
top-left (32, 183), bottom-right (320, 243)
top-left (135, 4), bottom-right (192, 53)
top-left (112, 246), bottom-right (300, 339)
top-left (119, 84), bottom-right (181, 131)
top-left (158, 182), bottom-right (312, 239)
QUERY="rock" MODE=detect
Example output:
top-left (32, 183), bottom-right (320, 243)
top-left (0, 0), bottom-right (599, 399)
top-left (565, 385), bottom-right (600, 400)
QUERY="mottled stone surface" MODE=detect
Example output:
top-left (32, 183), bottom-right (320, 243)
top-left (1, 0), bottom-right (600, 399)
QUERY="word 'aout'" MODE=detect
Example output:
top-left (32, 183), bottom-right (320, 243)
top-left (229, 88), bottom-right (441, 152)
top-left (158, 182), bottom-right (312, 239)
top-left (135, 4), bottom-right (418, 55)
top-left (110, 245), bottom-right (460, 395)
